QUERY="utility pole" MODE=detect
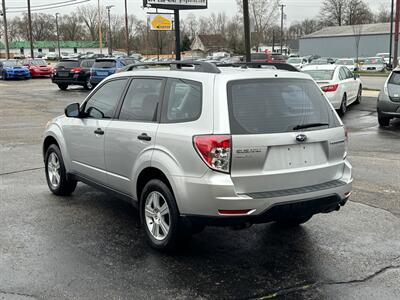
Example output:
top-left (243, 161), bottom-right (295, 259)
top-left (156, 8), bottom-right (160, 61)
top-left (1, 0), bottom-right (10, 59)
top-left (243, 0), bottom-right (251, 62)
top-left (27, 0), bottom-right (34, 58)
top-left (97, 0), bottom-right (102, 54)
top-left (55, 13), bottom-right (61, 59)
top-left (106, 5), bottom-right (114, 56)
top-left (174, 10), bottom-right (181, 60)
top-left (124, 0), bottom-right (129, 56)
top-left (280, 4), bottom-right (286, 54)
top-left (394, 0), bottom-right (400, 68)
top-left (390, 0), bottom-right (395, 67)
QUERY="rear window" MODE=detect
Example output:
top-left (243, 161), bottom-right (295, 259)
top-left (251, 53), bottom-right (266, 60)
top-left (336, 60), bottom-right (353, 65)
top-left (388, 72), bottom-right (400, 85)
top-left (303, 70), bottom-right (334, 81)
top-left (93, 60), bottom-right (116, 68)
top-left (288, 58), bottom-right (301, 64)
top-left (227, 79), bottom-right (340, 134)
top-left (364, 58), bottom-right (383, 64)
top-left (56, 61), bottom-right (79, 68)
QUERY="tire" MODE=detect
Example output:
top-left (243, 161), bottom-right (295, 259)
top-left (57, 83), bottom-right (68, 90)
top-left (378, 114), bottom-right (390, 127)
top-left (83, 77), bottom-right (93, 90)
top-left (276, 215), bottom-right (313, 227)
top-left (45, 144), bottom-right (77, 196)
top-left (338, 94), bottom-right (347, 117)
top-left (354, 86), bottom-right (362, 104)
top-left (140, 179), bottom-right (184, 252)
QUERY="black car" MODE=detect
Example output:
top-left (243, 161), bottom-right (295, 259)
top-left (51, 59), bottom-right (95, 90)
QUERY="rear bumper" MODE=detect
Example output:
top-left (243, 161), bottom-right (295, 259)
top-left (377, 98), bottom-right (400, 118)
top-left (51, 77), bottom-right (86, 85)
top-left (324, 91), bottom-right (342, 109)
top-left (173, 160), bottom-right (352, 220)
top-left (31, 70), bottom-right (52, 77)
top-left (89, 76), bottom-right (106, 84)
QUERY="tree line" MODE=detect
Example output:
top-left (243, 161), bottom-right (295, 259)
top-left (0, 0), bottom-right (392, 55)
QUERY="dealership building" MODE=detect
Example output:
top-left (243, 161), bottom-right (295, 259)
top-left (299, 22), bottom-right (394, 58)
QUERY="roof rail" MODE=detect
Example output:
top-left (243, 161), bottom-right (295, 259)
top-left (218, 62), bottom-right (300, 72)
top-left (125, 60), bottom-right (221, 74)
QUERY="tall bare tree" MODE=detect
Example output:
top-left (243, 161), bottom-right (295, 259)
top-left (346, 0), bottom-right (373, 25)
top-left (319, 0), bottom-right (348, 26)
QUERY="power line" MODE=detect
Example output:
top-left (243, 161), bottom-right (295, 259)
top-left (6, 0), bottom-right (90, 13)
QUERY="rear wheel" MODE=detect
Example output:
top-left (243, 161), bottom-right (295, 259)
top-left (354, 86), bottom-right (362, 104)
top-left (378, 114), bottom-right (390, 127)
top-left (57, 83), bottom-right (68, 90)
top-left (276, 215), bottom-right (313, 227)
top-left (83, 77), bottom-right (93, 90)
top-left (45, 144), bottom-right (77, 196)
top-left (338, 94), bottom-right (347, 116)
top-left (141, 179), bottom-right (184, 252)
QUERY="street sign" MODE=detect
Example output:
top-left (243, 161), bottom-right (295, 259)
top-left (149, 14), bottom-right (173, 31)
top-left (143, 0), bottom-right (207, 10)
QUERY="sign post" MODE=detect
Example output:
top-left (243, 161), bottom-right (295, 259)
top-left (143, 0), bottom-right (207, 60)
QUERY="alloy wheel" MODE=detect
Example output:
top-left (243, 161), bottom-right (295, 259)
top-left (47, 152), bottom-right (61, 188)
top-left (144, 191), bottom-right (170, 241)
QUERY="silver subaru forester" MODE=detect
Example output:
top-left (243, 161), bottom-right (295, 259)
top-left (43, 62), bottom-right (352, 251)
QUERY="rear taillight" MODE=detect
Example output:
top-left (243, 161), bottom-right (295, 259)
top-left (193, 135), bottom-right (231, 173)
top-left (321, 84), bottom-right (339, 92)
top-left (71, 67), bottom-right (81, 73)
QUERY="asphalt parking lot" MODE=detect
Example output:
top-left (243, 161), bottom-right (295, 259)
top-left (0, 79), bottom-right (399, 300)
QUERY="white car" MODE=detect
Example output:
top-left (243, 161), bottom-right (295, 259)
top-left (302, 64), bottom-right (362, 115)
top-left (376, 53), bottom-right (390, 65)
top-left (360, 57), bottom-right (386, 72)
top-left (335, 58), bottom-right (358, 72)
top-left (287, 57), bottom-right (308, 69)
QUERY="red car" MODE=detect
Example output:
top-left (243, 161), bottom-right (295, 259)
top-left (22, 59), bottom-right (53, 77)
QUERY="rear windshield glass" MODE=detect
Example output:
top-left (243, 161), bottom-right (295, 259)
top-left (93, 60), bottom-right (116, 68)
top-left (227, 79), bottom-right (340, 134)
top-left (364, 58), bottom-right (383, 64)
top-left (3, 61), bottom-right (21, 67)
top-left (288, 58), bottom-right (302, 63)
top-left (303, 70), bottom-right (334, 81)
top-left (251, 53), bottom-right (266, 60)
top-left (31, 59), bottom-right (47, 66)
top-left (389, 72), bottom-right (400, 85)
top-left (56, 61), bottom-right (80, 68)
top-left (336, 60), bottom-right (353, 65)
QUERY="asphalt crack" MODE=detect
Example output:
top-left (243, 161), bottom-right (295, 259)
top-left (0, 167), bottom-right (44, 176)
top-left (0, 289), bottom-right (37, 299)
top-left (252, 259), bottom-right (400, 299)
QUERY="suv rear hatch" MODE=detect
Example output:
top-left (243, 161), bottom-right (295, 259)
top-left (227, 78), bottom-right (346, 194)
top-left (54, 60), bottom-right (80, 78)
top-left (92, 59), bottom-right (117, 77)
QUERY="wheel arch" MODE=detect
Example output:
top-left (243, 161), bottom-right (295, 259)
top-left (136, 167), bottom-right (175, 203)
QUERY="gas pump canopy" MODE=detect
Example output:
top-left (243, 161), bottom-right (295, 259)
top-left (143, 0), bottom-right (208, 10)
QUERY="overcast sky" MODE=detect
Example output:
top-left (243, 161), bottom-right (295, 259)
top-left (6, 0), bottom-right (389, 25)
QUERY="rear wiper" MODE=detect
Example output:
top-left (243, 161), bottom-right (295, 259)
top-left (293, 123), bottom-right (329, 130)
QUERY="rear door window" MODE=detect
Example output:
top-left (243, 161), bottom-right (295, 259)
top-left (162, 78), bottom-right (202, 123)
top-left (93, 60), bottom-right (116, 68)
top-left (118, 78), bottom-right (164, 122)
top-left (227, 79), bottom-right (340, 134)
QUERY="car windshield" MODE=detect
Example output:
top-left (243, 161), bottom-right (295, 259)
top-left (288, 58), bottom-right (302, 64)
top-left (31, 59), bottom-right (47, 66)
top-left (93, 60), bottom-right (116, 68)
top-left (56, 61), bottom-right (80, 68)
top-left (227, 78), bottom-right (340, 134)
top-left (364, 58), bottom-right (383, 64)
top-left (336, 60), bottom-right (353, 65)
top-left (303, 69), bottom-right (335, 81)
top-left (3, 61), bottom-right (21, 67)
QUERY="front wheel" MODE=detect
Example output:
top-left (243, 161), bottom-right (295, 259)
top-left (83, 77), bottom-right (93, 90)
top-left (45, 144), bottom-right (77, 196)
top-left (141, 179), bottom-right (183, 252)
top-left (354, 86), bottom-right (362, 104)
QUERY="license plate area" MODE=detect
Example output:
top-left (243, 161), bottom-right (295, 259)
top-left (264, 143), bottom-right (327, 171)
top-left (58, 71), bottom-right (69, 77)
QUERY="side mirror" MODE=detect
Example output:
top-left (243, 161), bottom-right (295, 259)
top-left (65, 103), bottom-right (81, 118)
top-left (354, 74), bottom-right (360, 79)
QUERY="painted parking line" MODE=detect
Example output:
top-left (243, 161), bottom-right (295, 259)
top-left (0, 83), bottom-right (11, 87)
top-left (362, 90), bottom-right (379, 98)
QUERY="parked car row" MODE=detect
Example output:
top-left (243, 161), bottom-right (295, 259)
top-left (51, 56), bottom-right (138, 90)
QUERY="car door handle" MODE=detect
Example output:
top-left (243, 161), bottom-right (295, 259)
top-left (137, 133), bottom-right (151, 141)
top-left (94, 128), bottom-right (104, 135)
